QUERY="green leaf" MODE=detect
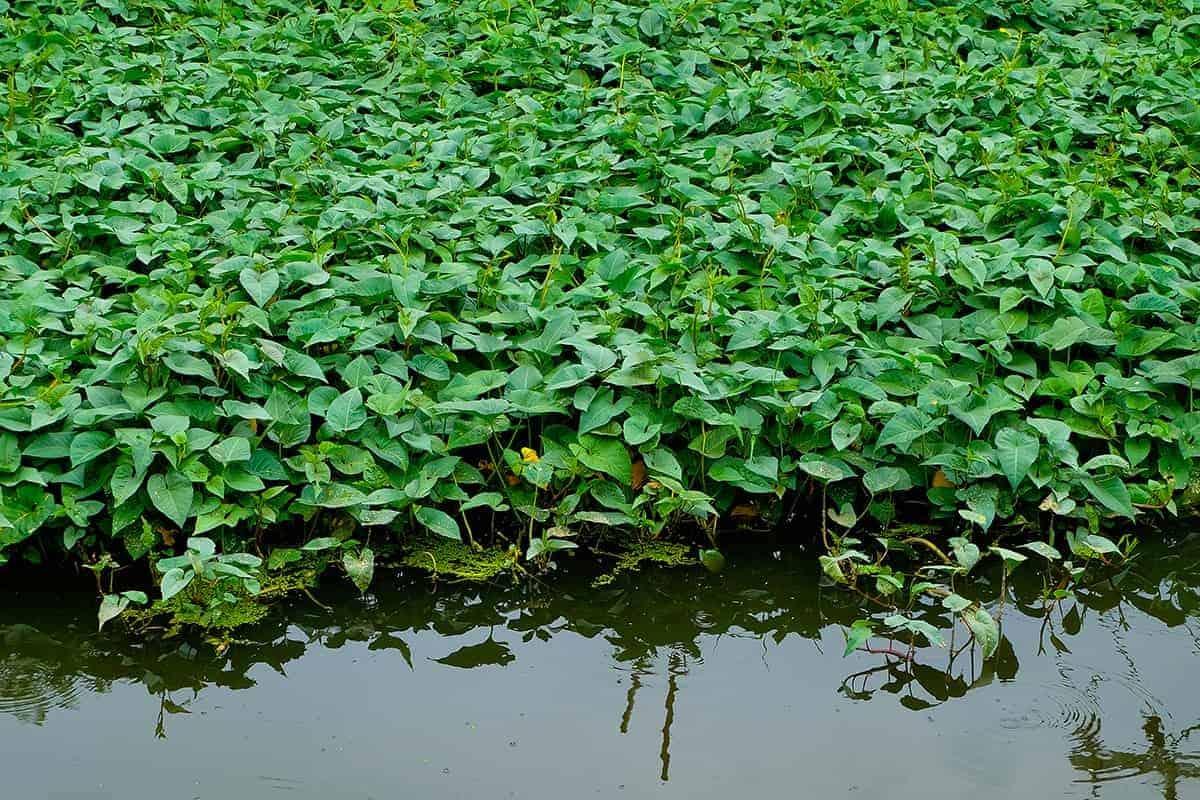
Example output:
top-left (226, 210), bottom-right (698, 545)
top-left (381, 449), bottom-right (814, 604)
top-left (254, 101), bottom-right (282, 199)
top-left (1022, 541), bottom-right (1062, 560)
top-left (963, 607), bottom-right (999, 659)
top-left (831, 419), bottom-right (861, 451)
top-left (994, 427), bottom-right (1039, 489)
top-left (990, 546), bottom-right (1028, 566)
top-left (1081, 534), bottom-right (1120, 555)
top-left (70, 431), bottom-right (114, 468)
top-left (110, 462), bottom-right (143, 506)
top-left (146, 471), bottom-right (194, 528)
top-left (187, 536), bottom-right (217, 557)
top-left (325, 388), bottom-right (367, 432)
top-left (410, 355), bottom-right (450, 382)
top-left (117, 428), bottom-right (155, 475)
top-left (877, 408), bottom-right (936, 452)
top-left (1028, 258), bottom-right (1055, 298)
top-left (1082, 476), bottom-right (1134, 518)
top-left (622, 413), bottom-right (661, 446)
top-left (863, 466), bottom-right (906, 494)
top-left (527, 537), bottom-right (578, 559)
top-left (0, 433), bottom-right (19, 472)
top-left (239, 267), bottom-right (280, 307)
top-left (579, 388), bottom-right (632, 434)
top-left (268, 548), bottom-right (303, 570)
top-left (1037, 317), bottom-right (1089, 351)
top-left (842, 620), bottom-right (874, 657)
top-left (151, 415), bottom-right (189, 436)
top-left (301, 537), bottom-right (341, 551)
top-left (343, 548), bottom-right (375, 593)
top-left (698, 548), bottom-right (726, 573)
top-left (461, 492), bottom-right (508, 512)
top-left (63, 528), bottom-right (86, 550)
top-left (884, 614), bottom-right (946, 647)
top-left (160, 567), bottom-right (194, 601)
top-left (163, 353), bottom-right (216, 382)
top-left (643, 448), bottom-right (682, 480)
top-left (942, 594), bottom-right (971, 613)
top-left (598, 186), bottom-right (650, 212)
top-left (575, 435), bottom-right (633, 485)
top-left (544, 364), bottom-right (595, 391)
top-left (415, 506), bottom-right (461, 540)
top-left (797, 456), bottom-right (852, 483)
top-left (209, 437), bottom-right (251, 465)
top-left (950, 537), bottom-right (980, 571)
top-left (827, 502), bottom-right (857, 529)
top-left (97, 594), bottom-right (130, 631)
top-left (283, 349), bottom-right (325, 381)
top-left (638, 8), bottom-right (664, 36)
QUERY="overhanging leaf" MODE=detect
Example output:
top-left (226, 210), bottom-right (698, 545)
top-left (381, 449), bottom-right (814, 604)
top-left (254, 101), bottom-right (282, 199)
top-left (415, 506), bottom-right (461, 541)
top-left (343, 548), bottom-right (375, 593)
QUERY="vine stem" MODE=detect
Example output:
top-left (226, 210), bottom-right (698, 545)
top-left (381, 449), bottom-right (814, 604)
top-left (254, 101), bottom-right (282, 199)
top-left (861, 643), bottom-right (912, 661)
top-left (902, 536), bottom-right (951, 564)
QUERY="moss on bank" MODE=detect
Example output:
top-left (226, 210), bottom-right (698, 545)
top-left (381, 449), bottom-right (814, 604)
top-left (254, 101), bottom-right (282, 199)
top-left (394, 534), bottom-right (697, 588)
top-left (123, 564), bottom-right (321, 635)
top-left (399, 536), bottom-right (520, 582)
top-left (119, 537), bottom-right (702, 636)
top-left (592, 541), bottom-right (695, 587)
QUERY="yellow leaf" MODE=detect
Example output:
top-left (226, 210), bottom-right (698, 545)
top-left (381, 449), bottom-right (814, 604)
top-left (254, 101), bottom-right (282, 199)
top-left (631, 459), bottom-right (646, 489)
top-left (932, 469), bottom-right (956, 489)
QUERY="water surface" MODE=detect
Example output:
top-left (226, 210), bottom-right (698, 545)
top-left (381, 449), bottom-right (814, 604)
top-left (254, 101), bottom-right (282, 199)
top-left (3, 538), bottom-right (1200, 799)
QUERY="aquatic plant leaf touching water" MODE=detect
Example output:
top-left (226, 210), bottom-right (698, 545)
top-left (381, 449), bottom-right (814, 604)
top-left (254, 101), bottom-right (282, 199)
top-left (964, 608), bottom-right (999, 660)
top-left (343, 548), bottom-right (375, 594)
top-left (699, 549), bottom-right (726, 574)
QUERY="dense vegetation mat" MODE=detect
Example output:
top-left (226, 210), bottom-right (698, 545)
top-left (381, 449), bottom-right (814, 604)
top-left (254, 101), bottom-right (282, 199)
top-left (1, 0), bottom-right (1199, 627)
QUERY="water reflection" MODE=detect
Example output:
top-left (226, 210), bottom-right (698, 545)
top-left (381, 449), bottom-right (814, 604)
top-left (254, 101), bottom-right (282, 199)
top-left (2, 535), bottom-right (1200, 798)
top-left (1072, 715), bottom-right (1200, 800)
top-left (0, 625), bottom-right (97, 725)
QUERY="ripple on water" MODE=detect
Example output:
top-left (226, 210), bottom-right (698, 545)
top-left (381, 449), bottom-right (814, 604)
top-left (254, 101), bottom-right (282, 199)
top-left (991, 651), bottom-right (1200, 797)
top-left (0, 625), bottom-right (85, 725)
top-left (0, 661), bottom-right (85, 724)
top-left (1001, 650), bottom-right (1173, 727)
top-left (998, 691), bottom-right (1097, 737)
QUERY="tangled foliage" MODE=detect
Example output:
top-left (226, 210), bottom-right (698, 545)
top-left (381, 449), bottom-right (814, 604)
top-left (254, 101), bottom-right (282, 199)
top-left (1, 0), bottom-right (1199, 588)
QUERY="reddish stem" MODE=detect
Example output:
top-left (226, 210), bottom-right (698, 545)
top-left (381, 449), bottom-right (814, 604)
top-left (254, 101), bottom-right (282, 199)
top-left (861, 644), bottom-right (911, 660)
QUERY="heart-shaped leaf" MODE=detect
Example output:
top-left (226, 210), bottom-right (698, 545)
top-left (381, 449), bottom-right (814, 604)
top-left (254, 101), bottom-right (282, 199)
top-left (239, 267), bottom-right (280, 307)
top-left (343, 548), bottom-right (375, 593)
top-left (994, 427), bottom-right (1039, 489)
top-left (147, 471), bottom-right (194, 529)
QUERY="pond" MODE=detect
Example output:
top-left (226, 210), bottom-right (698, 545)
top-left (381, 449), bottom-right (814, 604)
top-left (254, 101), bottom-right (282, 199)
top-left (3, 536), bottom-right (1200, 799)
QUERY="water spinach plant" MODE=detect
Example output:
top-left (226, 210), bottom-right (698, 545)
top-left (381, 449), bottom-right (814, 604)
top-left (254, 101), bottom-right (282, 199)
top-left (0, 0), bottom-right (1198, 638)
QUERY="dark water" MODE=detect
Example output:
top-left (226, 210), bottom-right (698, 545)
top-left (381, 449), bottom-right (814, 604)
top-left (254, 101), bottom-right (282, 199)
top-left (3, 537), bottom-right (1200, 800)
